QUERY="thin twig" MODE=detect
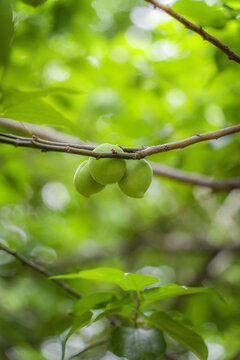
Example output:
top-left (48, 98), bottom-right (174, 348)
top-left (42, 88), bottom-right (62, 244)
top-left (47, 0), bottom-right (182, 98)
top-left (0, 244), bottom-right (81, 299)
top-left (70, 337), bottom-right (110, 359)
top-left (0, 124), bottom-right (239, 159)
top-left (152, 164), bottom-right (240, 191)
top-left (139, 124), bottom-right (240, 157)
top-left (145, 0), bottom-right (240, 64)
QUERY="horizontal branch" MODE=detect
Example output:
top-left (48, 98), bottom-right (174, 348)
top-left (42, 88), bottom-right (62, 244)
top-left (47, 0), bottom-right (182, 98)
top-left (0, 124), bottom-right (239, 159)
top-left (0, 244), bottom-right (81, 299)
top-left (152, 164), bottom-right (240, 191)
top-left (140, 124), bottom-right (240, 157)
top-left (146, 0), bottom-right (240, 64)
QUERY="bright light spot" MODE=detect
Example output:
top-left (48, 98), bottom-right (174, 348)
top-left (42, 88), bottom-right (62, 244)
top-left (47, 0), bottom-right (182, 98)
top-left (207, 250), bottom-right (233, 277)
top-left (41, 339), bottom-right (62, 360)
top-left (78, 239), bottom-right (104, 258)
top-left (109, 46), bottom-right (129, 63)
top-left (90, 14), bottom-right (114, 32)
top-left (147, 40), bottom-right (179, 61)
top-left (5, 224), bottom-right (27, 242)
top-left (160, 0), bottom-right (178, 4)
top-left (166, 89), bottom-right (186, 107)
top-left (66, 334), bottom-right (85, 355)
top-left (91, 88), bottom-right (119, 109)
top-left (81, 320), bottom-right (106, 338)
top-left (44, 62), bottom-right (70, 82)
top-left (204, 0), bottom-right (218, 5)
top-left (86, 55), bottom-right (100, 67)
top-left (41, 182), bottom-right (70, 211)
top-left (101, 351), bottom-right (127, 360)
top-left (205, 104), bottom-right (225, 126)
top-left (130, 6), bottom-right (170, 30)
top-left (125, 26), bottom-right (152, 49)
top-left (207, 342), bottom-right (225, 360)
top-left (30, 246), bottom-right (57, 264)
top-left (210, 136), bottom-right (232, 150)
top-left (137, 265), bottom-right (176, 287)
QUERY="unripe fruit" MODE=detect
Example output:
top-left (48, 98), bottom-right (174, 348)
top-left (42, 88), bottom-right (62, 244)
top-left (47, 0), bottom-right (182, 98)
top-left (74, 160), bottom-right (105, 198)
top-left (118, 159), bottom-right (152, 198)
top-left (89, 143), bottom-right (126, 185)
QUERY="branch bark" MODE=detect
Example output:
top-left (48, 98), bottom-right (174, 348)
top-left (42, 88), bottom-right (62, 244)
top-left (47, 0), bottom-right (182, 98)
top-left (145, 0), bottom-right (240, 64)
top-left (1, 125), bottom-right (240, 192)
top-left (139, 124), bottom-right (240, 157)
top-left (0, 124), bottom-right (239, 159)
top-left (0, 244), bottom-right (81, 299)
top-left (152, 164), bottom-right (240, 191)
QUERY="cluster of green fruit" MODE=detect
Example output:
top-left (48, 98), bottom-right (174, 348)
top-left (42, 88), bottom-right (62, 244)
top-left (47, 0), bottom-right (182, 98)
top-left (74, 143), bottom-right (153, 198)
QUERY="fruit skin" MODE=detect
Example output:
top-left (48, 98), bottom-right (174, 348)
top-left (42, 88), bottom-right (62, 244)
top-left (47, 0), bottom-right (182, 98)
top-left (89, 143), bottom-right (126, 185)
top-left (74, 160), bottom-right (105, 198)
top-left (118, 159), bottom-right (152, 198)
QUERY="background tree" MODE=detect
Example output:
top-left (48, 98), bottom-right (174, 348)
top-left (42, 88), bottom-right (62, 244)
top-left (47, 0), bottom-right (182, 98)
top-left (0, 0), bottom-right (240, 359)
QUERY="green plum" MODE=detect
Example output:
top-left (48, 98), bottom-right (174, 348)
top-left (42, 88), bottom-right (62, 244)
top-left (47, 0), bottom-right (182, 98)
top-left (89, 143), bottom-right (126, 185)
top-left (118, 159), bottom-right (152, 198)
top-left (74, 160), bottom-right (105, 198)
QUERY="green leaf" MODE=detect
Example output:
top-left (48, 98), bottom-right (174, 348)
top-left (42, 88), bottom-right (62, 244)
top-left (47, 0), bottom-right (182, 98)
top-left (110, 326), bottom-right (166, 360)
top-left (61, 311), bottom-right (92, 360)
top-left (2, 98), bottom-right (72, 128)
top-left (1, 88), bottom-right (81, 110)
top-left (72, 292), bottom-right (119, 316)
top-left (0, 0), bottom-right (14, 67)
top-left (51, 268), bottom-right (159, 292)
top-left (141, 284), bottom-right (222, 307)
top-left (91, 304), bottom-right (135, 324)
top-left (145, 312), bottom-right (208, 360)
top-left (173, 0), bottom-right (227, 29)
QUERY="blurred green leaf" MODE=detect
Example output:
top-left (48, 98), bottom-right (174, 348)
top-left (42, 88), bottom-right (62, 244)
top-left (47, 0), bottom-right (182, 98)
top-left (51, 268), bottom-right (159, 292)
top-left (1, 88), bottom-right (81, 110)
top-left (173, 0), bottom-right (227, 28)
top-left (72, 292), bottom-right (119, 316)
top-left (2, 98), bottom-right (72, 128)
top-left (141, 284), bottom-right (222, 307)
top-left (145, 312), bottom-right (208, 360)
top-left (0, 0), bottom-right (14, 67)
top-left (110, 326), bottom-right (166, 360)
top-left (21, 0), bottom-right (47, 7)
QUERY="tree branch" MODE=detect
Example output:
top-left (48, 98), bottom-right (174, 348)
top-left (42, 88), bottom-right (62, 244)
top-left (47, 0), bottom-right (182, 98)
top-left (0, 244), bottom-right (81, 299)
top-left (0, 124), bottom-right (239, 159)
top-left (70, 337), bottom-right (110, 359)
top-left (0, 117), bottom-right (82, 143)
top-left (152, 164), bottom-right (240, 191)
top-left (139, 124), bottom-right (240, 157)
top-left (145, 0), bottom-right (240, 64)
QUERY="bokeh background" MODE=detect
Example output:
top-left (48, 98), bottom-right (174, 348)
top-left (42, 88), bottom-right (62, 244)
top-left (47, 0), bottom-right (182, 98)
top-left (0, 0), bottom-right (240, 359)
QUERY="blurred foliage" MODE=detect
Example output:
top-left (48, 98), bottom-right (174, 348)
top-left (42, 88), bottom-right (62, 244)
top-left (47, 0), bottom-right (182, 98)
top-left (0, 0), bottom-right (240, 359)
